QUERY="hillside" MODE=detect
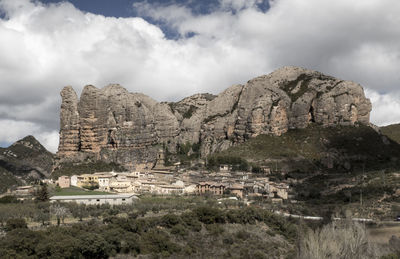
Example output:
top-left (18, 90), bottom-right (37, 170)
top-left (211, 124), bottom-right (400, 218)
top-left (213, 124), bottom-right (400, 173)
top-left (0, 136), bottom-right (55, 192)
top-left (381, 123), bottom-right (400, 144)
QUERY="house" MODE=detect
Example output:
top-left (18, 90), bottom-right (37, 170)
top-left (228, 184), bottom-right (244, 199)
top-left (219, 164), bottom-right (232, 171)
top-left (96, 174), bottom-right (113, 191)
top-left (269, 183), bottom-right (289, 200)
top-left (260, 166), bottom-right (271, 174)
top-left (14, 186), bottom-right (35, 196)
top-left (50, 194), bottom-right (138, 205)
top-left (184, 184), bottom-right (197, 194)
top-left (76, 174), bottom-right (99, 188)
top-left (197, 182), bottom-right (226, 195)
top-left (109, 179), bottom-right (133, 193)
top-left (57, 176), bottom-right (70, 188)
top-left (70, 175), bottom-right (78, 187)
top-left (156, 184), bottom-right (184, 195)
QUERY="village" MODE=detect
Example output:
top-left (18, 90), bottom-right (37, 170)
top-left (7, 151), bottom-right (291, 206)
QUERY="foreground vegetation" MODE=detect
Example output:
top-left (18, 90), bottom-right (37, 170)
top-left (0, 195), bottom-right (399, 258)
top-left (0, 196), bottom-right (297, 258)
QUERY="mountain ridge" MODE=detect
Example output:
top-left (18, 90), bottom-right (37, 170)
top-left (0, 135), bottom-right (55, 192)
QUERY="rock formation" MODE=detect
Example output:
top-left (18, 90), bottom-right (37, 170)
top-left (58, 66), bottom-right (372, 169)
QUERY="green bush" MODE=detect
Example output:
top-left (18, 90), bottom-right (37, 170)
top-left (160, 214), bottom-right (182, 228)
top-left (140, 229), bottom-right (181, 255)
top-left (5, 218), bottom-right (27, 232)
top-left (171, 224), bottom-right (188, 237)
top-left (0, 196), bottom-right (19, 204)
top-left (181, 212), bottom-right (202, 232)
top-left (194, 206), bottom-right (225, 224)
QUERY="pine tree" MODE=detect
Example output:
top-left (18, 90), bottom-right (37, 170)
top-left (35, 183), bottom-right (49, 202)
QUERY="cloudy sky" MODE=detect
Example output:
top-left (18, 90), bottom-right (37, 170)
top-left (0, 0), bottom-right (399, 153)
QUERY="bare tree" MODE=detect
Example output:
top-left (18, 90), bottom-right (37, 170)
top-left (51, 203), bottom-right (69, 226)
top-left (298, 220), bottom-right (379, 259)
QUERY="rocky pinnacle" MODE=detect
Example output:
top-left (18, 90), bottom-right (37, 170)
top-left (57, 66), bottom-right (372, 169)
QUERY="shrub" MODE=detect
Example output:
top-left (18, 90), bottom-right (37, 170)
top-left (160, 214), bottom-right (182, 228)
top-left (298, 221), bottom-right (376, 259)
top-left (171, 224), bottom-right (188, 237)
top-left (194, 206), bottom-right (225, 224)
top-left (139, 229), bottom-right (180, 255)
top-left (181, 211), bottom-right (202, 232)
top-left (0, 196), bottom-right (19, 204)
top-left (389, 235), bottom-right (400, 256)
top-left (205, 224), bottom-right (224, 236)
top-left (5, 218), bottom-right (27, 232)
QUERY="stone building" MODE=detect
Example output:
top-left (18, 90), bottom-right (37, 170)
top-left (197, 182), bottom-right (226, 195)
top-left (57, 176), bottom-right (70, 188)
top-left (228, 184), bottom-right (244, 199)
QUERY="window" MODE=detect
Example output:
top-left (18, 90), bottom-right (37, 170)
top-left (96, 199), bottom-right (100, 202)
top-left (122, 198), bottom-right (126, 201)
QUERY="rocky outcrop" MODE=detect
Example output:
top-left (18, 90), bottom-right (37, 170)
top-left (58, 66), bottom-right (372, 169)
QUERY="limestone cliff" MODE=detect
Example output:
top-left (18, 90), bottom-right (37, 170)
top-left (58, 66), bottom-right (372, 169)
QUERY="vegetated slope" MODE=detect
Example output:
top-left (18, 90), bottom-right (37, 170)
top-left (214, 124), bottom-right (400, 173)
top-left (0, 136), bottom-right (55, 192)
top-left (213, 124), bottom-right (400, 214)
top-left (0, 167), bottom-right (22, 193)
top-left (381, 123), bottom-right (400, 144)
top-left (51, 161), bottom-right (126, 179)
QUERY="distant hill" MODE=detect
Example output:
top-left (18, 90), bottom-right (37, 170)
top-left (381, 123), bottom-right (400, 144)
top-left (0, 136), bottom-right (55, 193)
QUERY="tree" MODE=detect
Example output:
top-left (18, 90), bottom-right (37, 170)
top-left (67, 203), bottom-right (88, 221)
top-left (51, 203), bottom-right (69, 226)
top-left (35, 184), bottom-right (49, 202)
top-left (35, 202), bottom-right (50, 226)
top-left (298, 220), bottom-right (376, 259)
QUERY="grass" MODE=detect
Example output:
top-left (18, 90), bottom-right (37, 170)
top-left (367, 225), bottom-right (400, 244)
top-left (51, 161), bottom-right (126, 179)
top-left (51, 186), bottom-right (111, 196)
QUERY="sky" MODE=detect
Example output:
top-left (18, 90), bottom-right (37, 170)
top-left (0, 0), bottom-right (400, 153)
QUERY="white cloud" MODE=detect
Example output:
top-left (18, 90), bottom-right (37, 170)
top-left (365, 89), bottom-right (400, 126)
top-left (0, 0), bottom-right (400, 151)
top-left (0, 119), bottom-right (58, 152)
top-left (36, 130), bottom-right (59, 153)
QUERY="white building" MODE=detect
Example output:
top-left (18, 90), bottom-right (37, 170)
top-left (50, 194), bottom-right (138, 205)
top-left (70, 175), bottom-right (78, 187)
top-left (109, 179), bottom-right (134, 193)
top-left (97, 174), bottom-right (113, 191)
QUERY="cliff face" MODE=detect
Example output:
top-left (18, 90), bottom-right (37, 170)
top-left (58, 66), bottom-right (372, 169)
